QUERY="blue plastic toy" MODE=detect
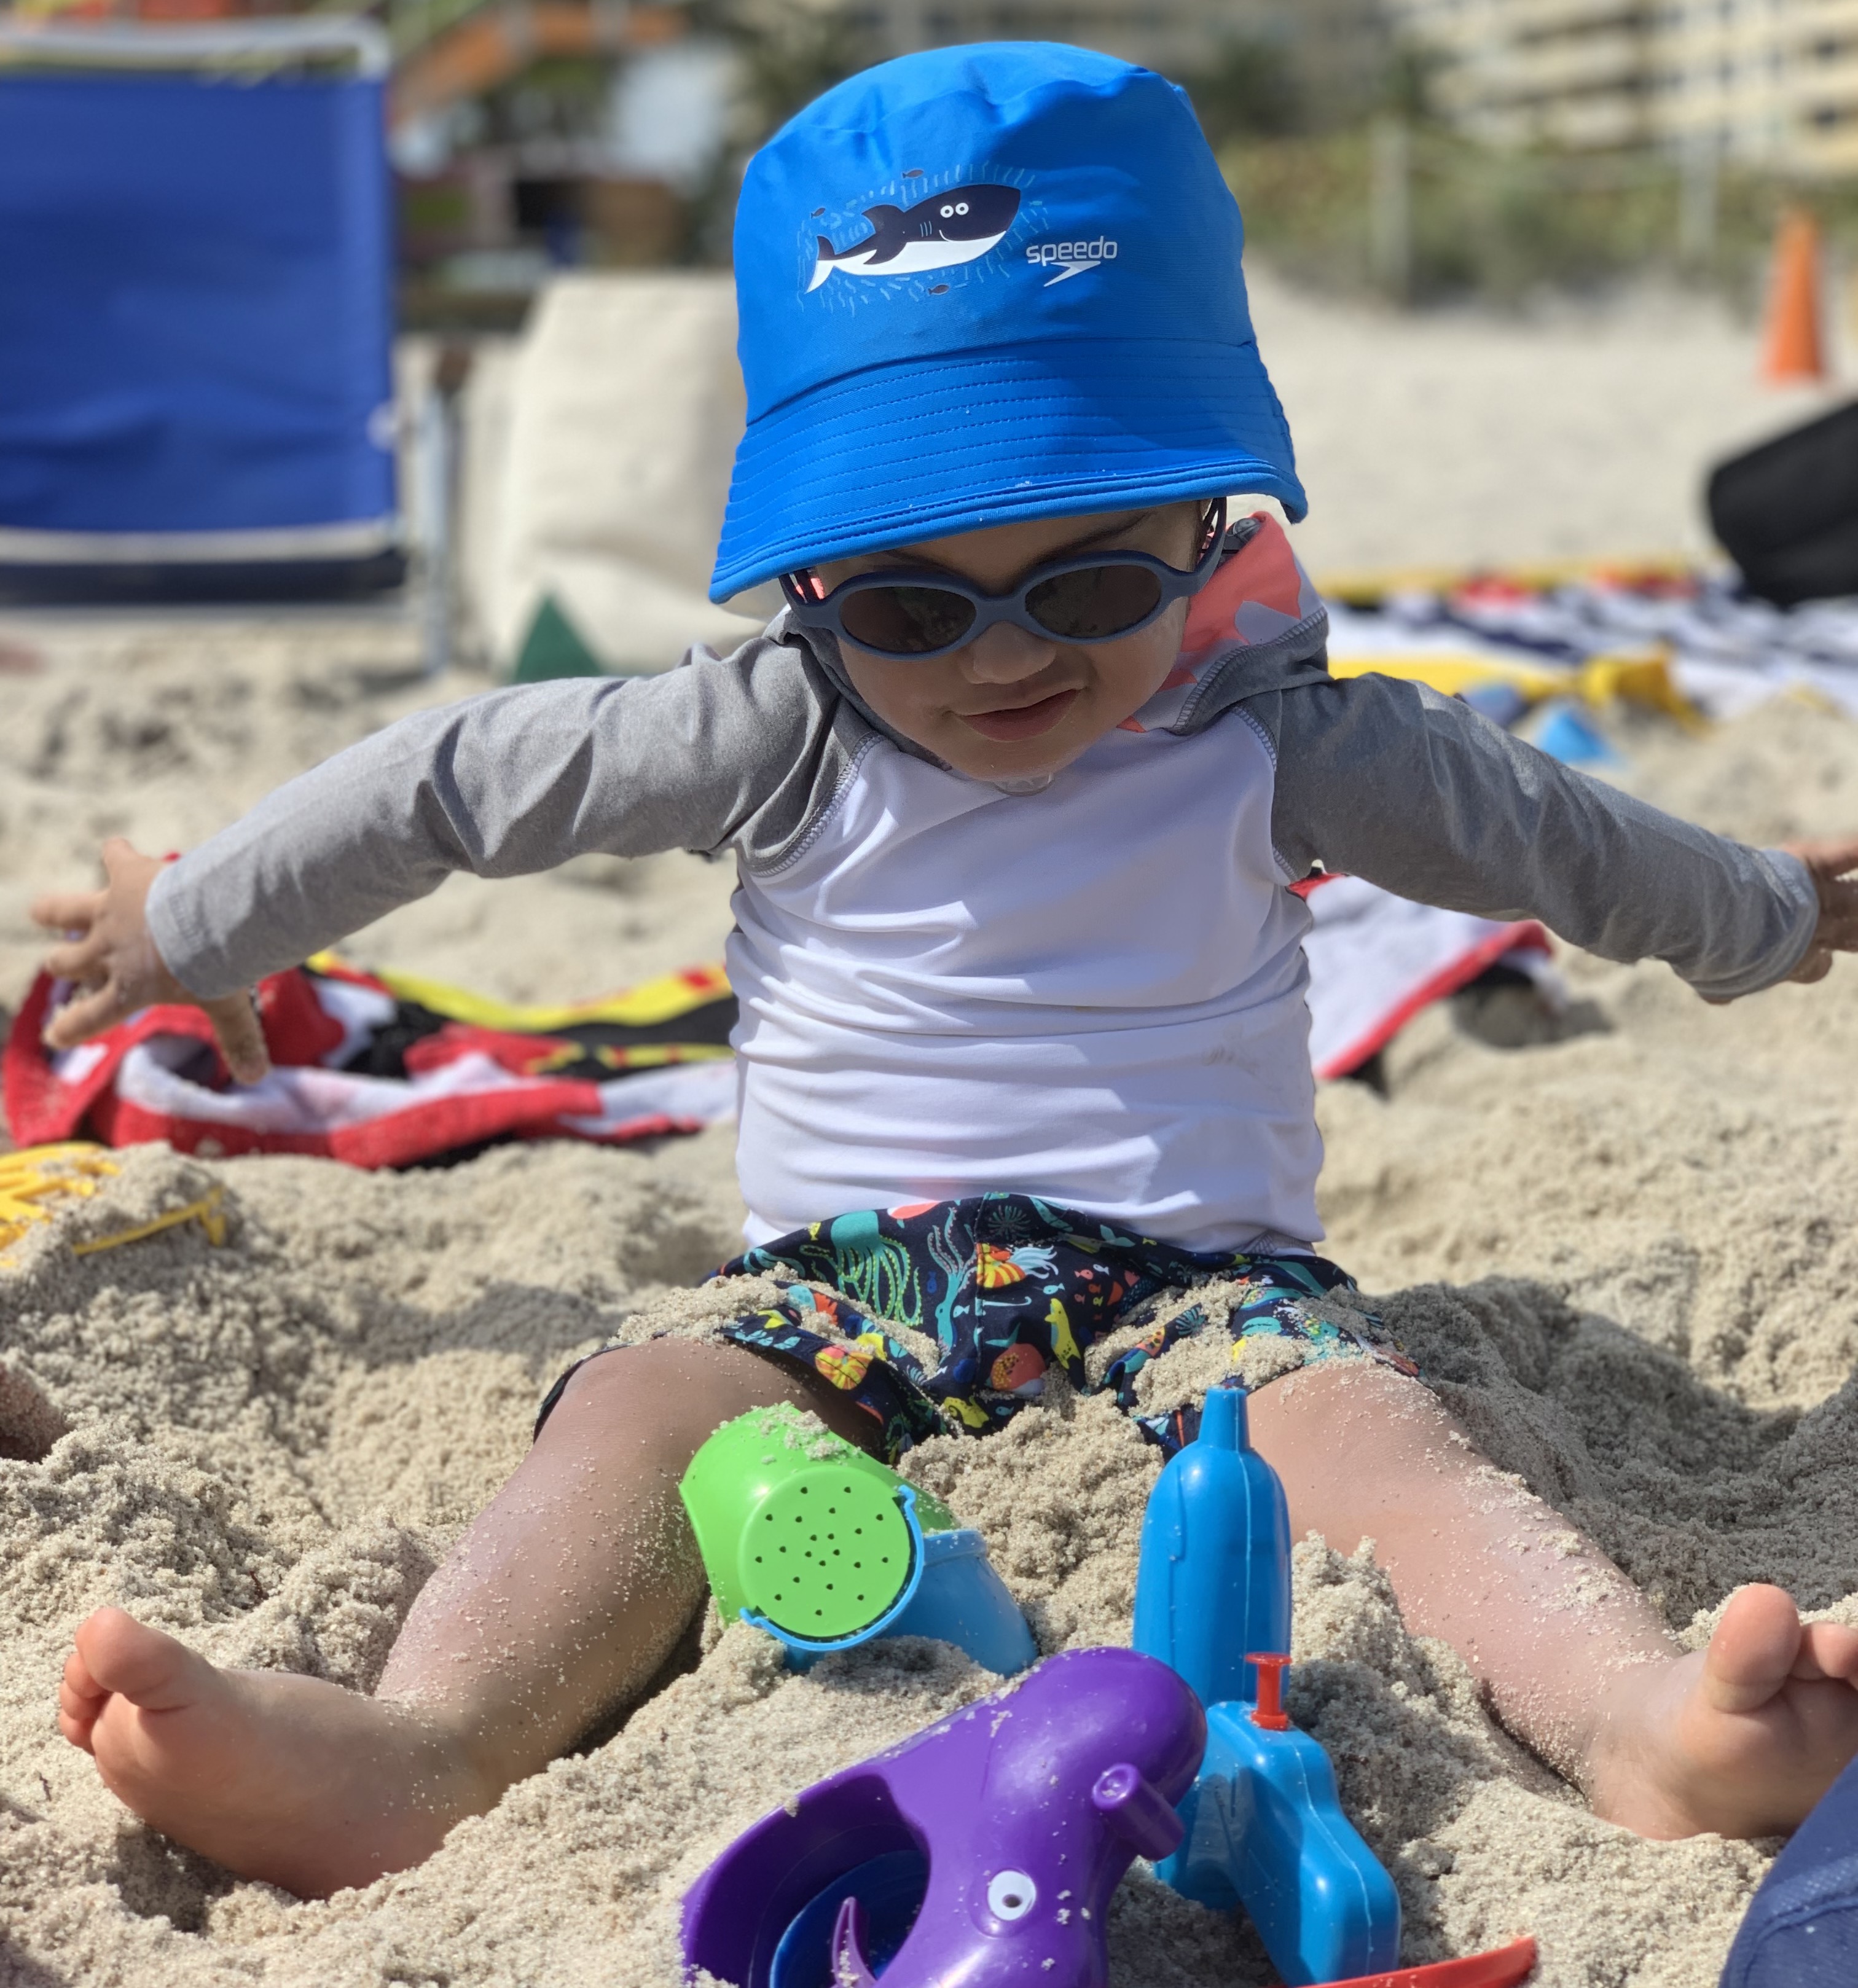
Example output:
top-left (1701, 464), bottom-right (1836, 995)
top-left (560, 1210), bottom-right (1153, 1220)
top-left (863, 1524), bottom-right (1038, 1675)
top-left (683, 1386), bottom-right (1538, 1988)
top-left (1531, 700), bottom-right (1622, 767)
top-left (774, 1519), bottom-right (1038, 1675)
top-left (1133, 1383), bottom-right (1403, 1987)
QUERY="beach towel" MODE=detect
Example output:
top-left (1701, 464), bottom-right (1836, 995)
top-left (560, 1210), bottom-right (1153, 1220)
top-left (2, 957), bottom-right (738, 1167)
top-left (1325, 561), bottom-right (1858, 724)
top-left (1299, 876), bottom-right (1555, 1079)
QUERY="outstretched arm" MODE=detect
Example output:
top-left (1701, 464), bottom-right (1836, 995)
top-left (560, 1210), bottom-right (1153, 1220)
top-left (1269, 674), bottom-right (1833, 1000)
top-left (30, 634), bottom-right (836, 1073)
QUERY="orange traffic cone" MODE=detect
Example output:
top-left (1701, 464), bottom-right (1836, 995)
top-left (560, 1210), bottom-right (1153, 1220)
top-left (1761, 208), bottom-right (1827, 383)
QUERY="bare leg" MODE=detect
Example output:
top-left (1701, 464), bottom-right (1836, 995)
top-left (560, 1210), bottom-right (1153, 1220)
top-left (59, 1339), bottom-right (874, 1897)
top-left (1250, 1361), bottom-right (1858, 1838)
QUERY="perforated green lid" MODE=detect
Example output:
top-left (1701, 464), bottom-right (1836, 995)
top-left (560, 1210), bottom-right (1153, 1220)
top-left (740, 1465), bottom-right (914, 1639)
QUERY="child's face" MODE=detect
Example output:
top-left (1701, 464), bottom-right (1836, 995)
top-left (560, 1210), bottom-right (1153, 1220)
top-left (815, 503), bottom-right (1204, 781)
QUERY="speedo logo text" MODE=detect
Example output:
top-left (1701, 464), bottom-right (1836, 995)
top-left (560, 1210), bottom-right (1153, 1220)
top-left (1027, 237), bottom-right (1118, 286)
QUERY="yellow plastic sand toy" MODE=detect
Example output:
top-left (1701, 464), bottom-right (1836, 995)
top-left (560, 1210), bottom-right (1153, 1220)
top-left (0, 1143), bottom-right (225, 1262)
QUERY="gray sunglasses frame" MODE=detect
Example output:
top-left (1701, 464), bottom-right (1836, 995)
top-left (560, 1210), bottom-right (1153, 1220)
top-left (780, 498), bottom-right (1228, 660)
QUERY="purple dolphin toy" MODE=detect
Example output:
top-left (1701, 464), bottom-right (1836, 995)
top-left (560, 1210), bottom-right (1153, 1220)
top-left (680, 1648), bottom-right (1206, 1988)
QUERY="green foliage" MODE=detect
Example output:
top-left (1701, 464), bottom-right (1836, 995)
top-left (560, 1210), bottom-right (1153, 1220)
top-left (685, 0), bottom-right (875, 149)
top-left (1184, 36), bottom-right (1306, 147)
top-left (1177, 6), bottom-right (1407, 145)
top-left (476, 53), bottom-right (612, 145)
top-left (727, 5), bottom-right (876, 145)
top-left (1380, 41), bottom-right (1438, 124)
top-left (1225, 124), bottom-right (1858, 306)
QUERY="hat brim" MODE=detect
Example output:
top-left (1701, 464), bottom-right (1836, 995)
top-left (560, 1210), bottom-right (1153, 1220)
top-left (709, 337), bottom-right (1307, 601)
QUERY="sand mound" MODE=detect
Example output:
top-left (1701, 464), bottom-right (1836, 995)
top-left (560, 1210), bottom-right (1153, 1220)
top-left (2, 593), bottom-right (1856, 1985)
top-left (0, 1135), bottom-right (1812, 1988)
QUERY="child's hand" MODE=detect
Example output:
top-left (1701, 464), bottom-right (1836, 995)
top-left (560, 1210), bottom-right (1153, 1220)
top-left (1782, 838), bottom-right (1858, 985)
top-left (29, 838), bottom-right (271, 1085)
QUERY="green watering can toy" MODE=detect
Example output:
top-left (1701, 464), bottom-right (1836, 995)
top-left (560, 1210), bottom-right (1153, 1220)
top-left (679, 1403), bottom-right (1036, 1674)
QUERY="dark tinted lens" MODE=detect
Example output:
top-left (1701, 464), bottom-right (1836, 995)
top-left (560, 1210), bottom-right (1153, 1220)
top-left (1025, 563), bottom-right (1164, 642)
top-left (839, 584), bottom-right (977, 654)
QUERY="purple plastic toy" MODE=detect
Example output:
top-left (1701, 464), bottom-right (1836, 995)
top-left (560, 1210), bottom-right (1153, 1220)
top-left (680, 1648), bottom-right (1206, 1988)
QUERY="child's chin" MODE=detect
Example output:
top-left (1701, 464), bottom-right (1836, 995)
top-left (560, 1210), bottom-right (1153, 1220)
top-left (944, 731), bottom-right (1079, 783)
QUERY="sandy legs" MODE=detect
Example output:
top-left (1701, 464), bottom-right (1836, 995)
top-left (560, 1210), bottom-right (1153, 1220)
top-left (1248, 1360), bottom-right (1858, 1838)
top-left (58, 1339), bottom-right (876, 1898)
top-left (59, 1347), bottom-right (1858, 1896)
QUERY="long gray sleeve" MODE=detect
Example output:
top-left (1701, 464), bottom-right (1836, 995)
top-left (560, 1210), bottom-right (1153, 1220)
top-left (147, 633), bottom-right (852, 999)
top-left (1264, 674), bottom-right (1818, 1001)
top-left (149, 606), bottom-right (1821, 1009)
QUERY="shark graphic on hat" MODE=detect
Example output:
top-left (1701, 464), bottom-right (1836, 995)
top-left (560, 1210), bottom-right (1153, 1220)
top-left (808, 183), bottom-right (1022, 289)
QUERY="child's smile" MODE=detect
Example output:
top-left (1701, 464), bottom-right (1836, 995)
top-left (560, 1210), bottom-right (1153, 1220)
top-left (815, 503), bottom-right (1202, 781)
top-left (957, 683), bottom-right (1080, 745)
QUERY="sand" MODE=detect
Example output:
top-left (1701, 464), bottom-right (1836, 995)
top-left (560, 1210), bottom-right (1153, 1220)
top-left (3, 289), bottom-right (1857, 1986)
top-left (0, 1132), bottom-right (1811, 1988)
top-left (1244, 270), bottom-right (1848, 579)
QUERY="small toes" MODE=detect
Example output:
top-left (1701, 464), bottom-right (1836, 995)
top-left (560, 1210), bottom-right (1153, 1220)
top-left (58, 1651), bottom-right (106, 1753)
top-left (61, 1643), bottom-right (104, 1702)
top-left (60, 1645), bottom-right (108, 1721)
top-left (59, 1675), bottom-right (103, 1724)
top-left (58, 1706), bottom-right (98, 1754)
top-left (1796, 1620), bottom-right (1858, 1684)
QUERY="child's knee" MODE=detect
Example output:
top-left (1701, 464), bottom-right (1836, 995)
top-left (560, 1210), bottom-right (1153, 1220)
top-left (549, 1335), bottom-right (743, 1426)
top-left (1247, 1353), bottom-right (1449, 1462)
top-left (541, 1335), bottom-right (877, 1458)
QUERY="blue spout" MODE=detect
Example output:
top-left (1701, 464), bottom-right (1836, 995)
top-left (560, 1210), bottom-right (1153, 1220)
top-left (1133, 1383), bottom-right (1290, 1708)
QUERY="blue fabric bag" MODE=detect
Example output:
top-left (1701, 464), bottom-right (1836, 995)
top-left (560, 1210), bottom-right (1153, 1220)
top-left (0, 25), bottom-right (399, 599)
top-left (1722, 1754), bottom-right (1858, 1987)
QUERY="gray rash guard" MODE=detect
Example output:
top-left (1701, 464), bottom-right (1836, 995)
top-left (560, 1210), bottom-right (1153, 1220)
top-left (148, 606), bottom-right (1818, 1012)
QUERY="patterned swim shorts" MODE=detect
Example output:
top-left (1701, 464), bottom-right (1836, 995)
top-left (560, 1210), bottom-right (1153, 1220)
top-left (538, 1192), bottom-right (1414, 1463)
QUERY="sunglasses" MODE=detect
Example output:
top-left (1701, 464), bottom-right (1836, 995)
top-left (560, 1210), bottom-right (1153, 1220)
top-left (781, 499), bottom-right (1228, 660)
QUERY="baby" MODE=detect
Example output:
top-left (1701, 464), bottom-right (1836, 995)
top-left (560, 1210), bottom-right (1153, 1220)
top-left (34, 43), bottom-right (1858, 1901)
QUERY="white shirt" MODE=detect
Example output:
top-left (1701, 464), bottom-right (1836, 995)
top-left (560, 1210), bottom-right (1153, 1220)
top-left (726, 705), bottom-right (1322, 1251)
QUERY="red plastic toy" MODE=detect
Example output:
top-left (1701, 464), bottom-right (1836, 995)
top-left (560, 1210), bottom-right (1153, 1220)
top-left (1321, 1935), bottom-right (1539, 1987)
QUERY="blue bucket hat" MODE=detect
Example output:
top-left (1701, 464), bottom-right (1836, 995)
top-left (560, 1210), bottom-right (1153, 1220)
top-left (710, 41), bottom-right (1306, 602)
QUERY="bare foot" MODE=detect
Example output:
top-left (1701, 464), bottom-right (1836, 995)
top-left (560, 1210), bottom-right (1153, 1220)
top-left (59, 1607), bottom-right (493, 1896)
top-left (1588, 1584), bottom-right (1858, 1839)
